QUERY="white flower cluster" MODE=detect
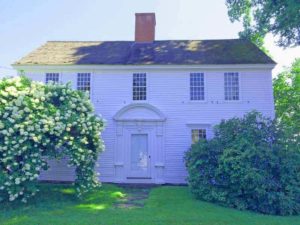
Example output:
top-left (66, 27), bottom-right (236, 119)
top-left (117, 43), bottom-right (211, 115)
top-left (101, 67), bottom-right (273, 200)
top-left (0, 77), bottom-right (105, 202)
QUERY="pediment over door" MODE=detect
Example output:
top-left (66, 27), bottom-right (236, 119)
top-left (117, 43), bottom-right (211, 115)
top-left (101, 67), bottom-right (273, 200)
top-left (113, 103), bottom-right (166, 122)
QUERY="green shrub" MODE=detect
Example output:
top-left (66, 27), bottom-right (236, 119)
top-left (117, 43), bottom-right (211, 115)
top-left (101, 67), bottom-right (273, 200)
top-left (0, 76), bottom-right (105, 202)
top-left (185, 111), bottom-right (300, 215)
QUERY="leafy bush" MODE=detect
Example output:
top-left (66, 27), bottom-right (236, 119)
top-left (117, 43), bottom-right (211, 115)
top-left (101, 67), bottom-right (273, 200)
top-left (185, 111), bottom-right (300, 215)
top-left (0, 76), bottom-right (105, 202)
top-left (273, 58), bottom-right (300, 151)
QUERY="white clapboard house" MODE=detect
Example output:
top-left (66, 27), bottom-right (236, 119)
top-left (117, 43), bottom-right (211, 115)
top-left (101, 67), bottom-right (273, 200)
top-left (13, 13), bottom-right (276, 184)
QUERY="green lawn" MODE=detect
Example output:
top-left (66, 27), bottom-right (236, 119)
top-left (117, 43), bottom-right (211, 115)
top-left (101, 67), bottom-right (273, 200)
top-left (1, 184), bottom-right (300, 225)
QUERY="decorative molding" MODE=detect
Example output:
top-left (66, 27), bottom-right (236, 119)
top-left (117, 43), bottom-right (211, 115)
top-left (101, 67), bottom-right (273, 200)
top-left (156, 124), bottom-right (164, 136)
top-left (113, 103), bottom-right (167, 122)
top-left (12, 63), bottom-right (276, 73)
top-left (116, 124), bottom-right (123, 136)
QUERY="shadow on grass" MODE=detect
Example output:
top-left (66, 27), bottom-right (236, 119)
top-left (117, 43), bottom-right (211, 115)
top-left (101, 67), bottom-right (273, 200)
top-left (0, 183), bottom-right (125, 214)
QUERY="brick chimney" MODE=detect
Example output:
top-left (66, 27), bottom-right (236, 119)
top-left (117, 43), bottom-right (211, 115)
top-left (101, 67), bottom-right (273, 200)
top-left (135, 13), bottom-right (156, 43)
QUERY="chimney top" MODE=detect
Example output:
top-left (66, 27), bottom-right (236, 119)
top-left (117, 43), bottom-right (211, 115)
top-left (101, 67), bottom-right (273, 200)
top-left (135, 12), bottom-right (156, 17)
top-left (135, 13), bottom-right (156, 43)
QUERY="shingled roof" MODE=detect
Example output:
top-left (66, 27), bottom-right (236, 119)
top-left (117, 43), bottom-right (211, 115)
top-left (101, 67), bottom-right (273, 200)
top-left (14, 39), bottom-right (275, 66)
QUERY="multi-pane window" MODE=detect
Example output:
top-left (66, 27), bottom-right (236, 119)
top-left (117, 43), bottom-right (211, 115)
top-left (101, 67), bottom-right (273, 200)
top-left (133, 73), bottom-right (146, 100)
top-left (77, 73), bottom-right (91, 92)
top-left (190, 73), bottom-right (205, 100)
top-left (192, 129), bottom-right (207, 144)
top-left (45, 73), bottom-right (59, 84)
top-left (224, 72), bottom-right (239, 100)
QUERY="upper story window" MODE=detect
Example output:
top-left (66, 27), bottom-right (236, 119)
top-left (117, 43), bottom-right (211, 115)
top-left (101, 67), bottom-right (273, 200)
top-left (191, 129), bottom-right (207, 144)
top-left (224, 72), bottom-right (239, 100)
top-left (45, 73), bottom-right (59, 84)
top-left (77, 73), bottom-right (91, 93)
top-left (133, 73), bottom-right (146, 100)
top-left (190, 73), bottom-right (205, 100)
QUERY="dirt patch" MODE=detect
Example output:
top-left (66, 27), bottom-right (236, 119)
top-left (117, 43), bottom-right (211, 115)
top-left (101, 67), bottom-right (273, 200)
top-left (114, 185), bottom-right (152, 209)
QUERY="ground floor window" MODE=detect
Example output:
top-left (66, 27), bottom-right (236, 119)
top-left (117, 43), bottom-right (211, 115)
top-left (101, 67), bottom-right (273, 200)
top-left (191, 129), bottom-right (207, 144)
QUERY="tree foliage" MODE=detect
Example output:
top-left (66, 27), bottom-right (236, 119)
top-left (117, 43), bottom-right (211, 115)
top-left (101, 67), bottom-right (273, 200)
top-left (185, 111), bottom-right (300, 215)
top-left (0, 76), bottom-right (105, 202)
top-left (226, 0), bottom-right (300, 47)
top-left (273, 58), bottom-right (300, 148)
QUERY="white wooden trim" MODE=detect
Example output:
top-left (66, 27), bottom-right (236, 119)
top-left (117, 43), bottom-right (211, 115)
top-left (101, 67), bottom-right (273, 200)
top-left (186, 123), bottom-right (211, 127)
top-left (189, 72), bottom-right (207, 102)
top-left (113, 103), bottom-right (166, 122)
top-left (223, 71), bottom-right (242, 102)
top-left (13, 64), bottom-right (276, 72)
top-left (45, 72), bottom-right (60, 84)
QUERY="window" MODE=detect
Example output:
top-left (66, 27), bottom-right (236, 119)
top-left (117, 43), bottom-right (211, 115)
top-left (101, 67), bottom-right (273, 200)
top-left (192, 129), bottom-right (207, 144)
top-left (224, 72), bottom-right (239, 100)
top-left (190, 73), bottom-right (205, 100)
top-left (45, 73), bottom-right (59, 84)
top-left (77, 73), bottom-right (91, 92)
top-left (133, 73), bottom-right (146, 100)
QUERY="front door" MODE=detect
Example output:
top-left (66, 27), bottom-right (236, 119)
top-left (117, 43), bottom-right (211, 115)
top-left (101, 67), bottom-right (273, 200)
top-left (128, 134), bottom-right (150, 178)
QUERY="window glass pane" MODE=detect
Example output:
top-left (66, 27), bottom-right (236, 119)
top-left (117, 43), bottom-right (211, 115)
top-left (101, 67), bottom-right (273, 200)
top-left (192, 129), bottom-right (207, 144)
top-left (45, 73), bottom-right (59, 84)
top-left (133, 73), bottom-right (146, 100)
top-left (224, 72), bottom-right (239, 100)
top-left (190, 73), bottom-right (205, 100)
top-left (77, 73), bottom-right (91, 93)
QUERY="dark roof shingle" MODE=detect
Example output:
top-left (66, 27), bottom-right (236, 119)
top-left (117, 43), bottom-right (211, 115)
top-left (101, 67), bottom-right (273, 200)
top-left (14, 39), bottom-right (275, 65)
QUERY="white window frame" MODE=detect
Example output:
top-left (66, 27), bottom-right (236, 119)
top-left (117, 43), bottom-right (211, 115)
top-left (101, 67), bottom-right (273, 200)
top-left (45, 73), bottom-right (59, 84)
top-left (224, 72), bottom-right (240, 101)
top-left (133, 73), bottom-right (147, 101)
top-left (77, 73), bottom-right (91, 93)
top-left (191, 128), bottom-right (207, 144)
top-left (186, 123), bottom-right (211, 145)
top-left (190, 72), bottom-right (205, 101)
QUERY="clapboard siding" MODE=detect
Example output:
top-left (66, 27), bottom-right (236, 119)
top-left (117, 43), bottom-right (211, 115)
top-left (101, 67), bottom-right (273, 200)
top-left (24, 66), bottom-right (274, 183)
top-left (39, 158), bottom-right (75, 181)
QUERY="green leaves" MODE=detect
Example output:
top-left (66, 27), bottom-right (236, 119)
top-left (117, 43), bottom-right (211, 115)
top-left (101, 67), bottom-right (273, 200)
top-left (226, 0), bottom-right (300, 47)
top-left (185, 111), bottom-right (300, 215)
top-left (273, 58), bottom-right (300, 151)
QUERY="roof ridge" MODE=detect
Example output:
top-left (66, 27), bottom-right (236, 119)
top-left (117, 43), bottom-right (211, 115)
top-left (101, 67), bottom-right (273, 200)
top-left (47, 41), bottom-right (131, 43)
top-left (46, 38), bottom-right (243, 43)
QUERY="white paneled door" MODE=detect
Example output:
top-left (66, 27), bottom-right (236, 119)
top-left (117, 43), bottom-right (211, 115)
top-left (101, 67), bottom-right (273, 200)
top-left (129, 134), bottom-right (150, 178)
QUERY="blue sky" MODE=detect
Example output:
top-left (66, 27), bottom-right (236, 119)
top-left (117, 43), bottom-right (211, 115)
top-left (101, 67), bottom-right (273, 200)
top-left (0, 0), bottom-right (299, 77)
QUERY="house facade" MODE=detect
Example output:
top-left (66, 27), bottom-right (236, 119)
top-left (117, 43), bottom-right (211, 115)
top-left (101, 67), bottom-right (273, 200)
top-left (13, 13), bottom-right (276, 184)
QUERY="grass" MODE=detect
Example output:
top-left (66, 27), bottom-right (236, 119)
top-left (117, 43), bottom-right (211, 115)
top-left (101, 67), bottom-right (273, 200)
top-left (1, 184), bottom-right (300, 225)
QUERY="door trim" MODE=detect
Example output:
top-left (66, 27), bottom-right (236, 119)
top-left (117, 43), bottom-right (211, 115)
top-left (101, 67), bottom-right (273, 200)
top-left (114, 121), bottom-right (165, 184)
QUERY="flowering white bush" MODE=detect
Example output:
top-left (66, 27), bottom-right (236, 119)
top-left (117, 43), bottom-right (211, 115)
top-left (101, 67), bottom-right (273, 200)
top-left (0, 76), bottom-right (105, 202)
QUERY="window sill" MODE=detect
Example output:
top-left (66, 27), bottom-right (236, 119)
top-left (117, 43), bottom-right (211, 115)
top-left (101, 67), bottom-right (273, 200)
top-left (114, 162), bottom-right (124, 167)
top-left (186, 123), bottom-right (211, 127)
top-left (221, 100), bottom-right (249, 104)
top-left (185, 100), bottom-right (208, 104)
top-left (131, 100), bottom-right (148, 103)
top-left (154, 163), bottom-right (165, 168)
